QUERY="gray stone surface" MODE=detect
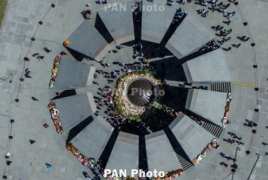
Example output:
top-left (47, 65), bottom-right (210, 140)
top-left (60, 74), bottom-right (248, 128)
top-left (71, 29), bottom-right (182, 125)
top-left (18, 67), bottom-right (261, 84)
top-left (185, 89), bottom-right (227, 127)
top-left (166, 15), bottom-right (214, 59)
top-left (53, 57), bottom-right (95, 90)
top-left (97, 2), bottom-right (134, 44)
top-left (52, 93), bottom-right (96, 131)
top-left (169, 113), bottom-right (215, 161)
top-left (67, 20), bottom-right (110, 61)
top-left (182, 49), bottom-right (231, 83)
top-left (141, 1), bottom-right (176, 43)
top-left (106, 132), bottom-right (139, 177)
top-left (145, 130), bottom-right (182, 172)
top-left (71, 116), bottom-right (113, 160)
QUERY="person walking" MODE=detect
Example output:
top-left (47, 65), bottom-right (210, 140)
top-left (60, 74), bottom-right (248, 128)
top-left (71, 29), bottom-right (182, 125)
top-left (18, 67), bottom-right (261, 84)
top-left (43, 47), bottom-right (52, 53)
top-left (225, 11), bottom-right (235, 19)
top-left (31, 97), bottom-right (39, 101)
top-left (60, 51), bottom-right (67, 55)
top-left (221, 153), bottom-right (229, 158)
top-left (24, 57), bottom-right (30, 62)
top-left (32, 53), bottom-right (39, 57)
top-left (36, 55), bottom-right (44, 60)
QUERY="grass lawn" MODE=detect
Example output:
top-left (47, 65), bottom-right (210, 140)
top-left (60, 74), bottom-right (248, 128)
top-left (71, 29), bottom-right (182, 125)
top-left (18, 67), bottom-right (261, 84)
top-left (0, 0), bottom-right (8, 28)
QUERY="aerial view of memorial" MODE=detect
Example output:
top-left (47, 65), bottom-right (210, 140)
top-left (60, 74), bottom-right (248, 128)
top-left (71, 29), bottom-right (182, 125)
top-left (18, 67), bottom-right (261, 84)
top-left (0, 0), bottom-right (267, 180)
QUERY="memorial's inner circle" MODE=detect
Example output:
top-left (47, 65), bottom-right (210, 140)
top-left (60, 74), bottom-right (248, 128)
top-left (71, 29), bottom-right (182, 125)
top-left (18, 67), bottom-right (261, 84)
top-left (127, 78), bottom-right (154, 107)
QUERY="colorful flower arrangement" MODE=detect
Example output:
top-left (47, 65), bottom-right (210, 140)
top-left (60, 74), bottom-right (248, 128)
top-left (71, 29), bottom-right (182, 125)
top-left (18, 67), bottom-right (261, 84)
top-left (222, 92), bottom-right (232, 127)
top-left (49, 55), bottom-right (62, 88)
top-left (114, 71), bottom-right (161, 117)
top-left (153, 169), bottom-right (184, 180)
top-left (47, 102), bottom-right (63, 134)
top-left (67, 142), bottom-right (89, 166)
top-left (192, 138), bottom-right (219, 165)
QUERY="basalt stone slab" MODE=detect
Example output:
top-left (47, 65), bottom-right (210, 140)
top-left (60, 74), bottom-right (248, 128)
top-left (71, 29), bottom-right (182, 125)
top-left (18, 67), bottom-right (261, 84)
top-left (182, 49), bottom-right (231, 83)
top-left (70, 116), bottom-right (113, 160)
top-left (169, 113), bottom-right (215, 161)
top-left (145, 130), bottom-right (182, 172)
top-left (185, 89), bottom-right (227, 127)
top-left (166, 15), bottom-right (214, 59)
top-left (52, 93), bottom-right (96, 131)
top-left (66, 20), bottom-right (110, 61)
top-left (52, 57), bottom-right (95, 90)
top-left (97, 2), bottom-right (134, 44)
top-left (142, 1), bottom-right (176, 44)
top-left (106, 132), bottom-right (139, 178)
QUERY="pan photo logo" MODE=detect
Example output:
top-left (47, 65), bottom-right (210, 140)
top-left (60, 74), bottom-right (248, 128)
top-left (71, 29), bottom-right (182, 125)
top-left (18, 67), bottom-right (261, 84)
top-left (104, 3), bottom-right (165, 12)
top-left (104, 169), bottom-right (165, 178)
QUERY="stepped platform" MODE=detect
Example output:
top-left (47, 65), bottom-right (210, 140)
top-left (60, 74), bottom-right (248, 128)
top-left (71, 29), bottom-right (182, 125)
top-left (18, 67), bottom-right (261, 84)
top-left (182, 49), bottom-right (231, 83)
top-left (97, 2), bottom-right (134, 44)
top-left (66, 20), bottom-right (110, 61)
top-left (106, 132), bottom-right (139, 177)
top-left (169, 114), bottom-right (215, 161)
top-left (202, 121), bottom-right (223, 138)
top-left (185, 89), bottom-right (227, 127)
top-left (70, 116), bottom-right (113, 160)
top-left (210, 82), bottom-right (232, 93)
top-left (141, 2), bottom-right (176, 44)
top-left (52, 93), bottom-right (96, 131)
top-left (166, 15), bottom-right (214, 59)
top-left (52, 57), bottom-right (95, 90)
top-left (145, 130), bottom-right (182, 172)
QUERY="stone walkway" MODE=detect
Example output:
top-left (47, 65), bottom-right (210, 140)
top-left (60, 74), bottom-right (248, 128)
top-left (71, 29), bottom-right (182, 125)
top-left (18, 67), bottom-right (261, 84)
top-left (0, 0), bottom-right (268, 180)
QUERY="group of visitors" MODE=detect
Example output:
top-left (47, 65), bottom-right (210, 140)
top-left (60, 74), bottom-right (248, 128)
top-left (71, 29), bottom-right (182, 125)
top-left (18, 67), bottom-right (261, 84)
top-left (83, 160), bottom-right (104, 180)
top-left (199, 40), bottom-right (219, 54)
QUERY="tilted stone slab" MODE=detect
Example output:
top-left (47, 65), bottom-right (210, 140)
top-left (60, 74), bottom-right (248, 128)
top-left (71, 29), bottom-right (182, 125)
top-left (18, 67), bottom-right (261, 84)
top-left (66, 20), bottom-right (110, 61)
top-left (142, 2), bottom-right (176, 43)
top-left (182, 49), bottom-right (231, 83)
top-left (166, 15), bottom-right (214, 58)
top-left (52, 93), bottom-right (96, 131)
top-left (169, 113), bottom-right (215, 161)
top-left (53, 57), bottom-right (95, 90)
top-left (106, 132), bottom-right (139, 178)
top-left (145, 130), bottom-right (182, 172)
top-left (185, 89), bottom-right (226, 126)
top-left (70, 116), bottom-right (113, 160)
top-left (97, 2), bottom-right (134, 44)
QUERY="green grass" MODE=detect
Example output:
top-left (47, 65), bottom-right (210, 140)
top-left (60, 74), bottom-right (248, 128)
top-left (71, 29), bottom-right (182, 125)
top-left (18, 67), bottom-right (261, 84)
top-left (0, 0), bottom-right (8, 28)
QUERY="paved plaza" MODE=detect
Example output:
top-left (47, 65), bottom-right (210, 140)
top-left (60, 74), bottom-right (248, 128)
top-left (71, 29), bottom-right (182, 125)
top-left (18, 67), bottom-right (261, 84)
top-left (1, 0), bottom-right (268, 180)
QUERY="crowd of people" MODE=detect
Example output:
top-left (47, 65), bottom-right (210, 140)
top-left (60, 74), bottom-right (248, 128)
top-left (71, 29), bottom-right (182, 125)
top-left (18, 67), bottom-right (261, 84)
top-left (92, 50), bottom-right (179, 135)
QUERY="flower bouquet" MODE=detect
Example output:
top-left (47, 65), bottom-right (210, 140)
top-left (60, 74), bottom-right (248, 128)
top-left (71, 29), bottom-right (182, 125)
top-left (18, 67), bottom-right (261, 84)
top-left (201, 151), bottom-right (206, 158)
top-left (67, 143), bottom-right (89, 166)
top-left (221, 117), bottom-right (228, 128)
top-left (227, 92), bottom-right (232, 103)
top-left (88, 157), bottom-right (96, 165)
top-left (49, 55), bottom-right (62, 88)
top-left (48, 102), bottom-right (55, 109)
top-left (206, 144), bottom-right (213, 151)
top-left (211, 138), bottom-right (218, 148)
top-left (193, 158), bottom-right (200, 165)
top-left (47, 102), bottom-right (63, 134)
